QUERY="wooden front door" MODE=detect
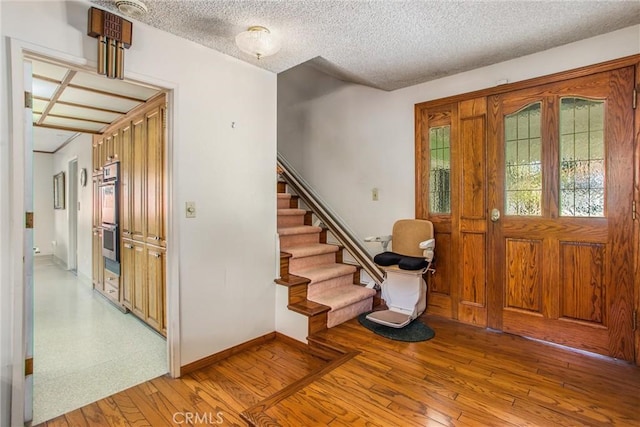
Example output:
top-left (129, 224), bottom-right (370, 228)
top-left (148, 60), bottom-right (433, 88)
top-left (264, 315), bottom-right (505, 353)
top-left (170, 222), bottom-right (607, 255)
top-left (487, 67), bottom-right (635, 361)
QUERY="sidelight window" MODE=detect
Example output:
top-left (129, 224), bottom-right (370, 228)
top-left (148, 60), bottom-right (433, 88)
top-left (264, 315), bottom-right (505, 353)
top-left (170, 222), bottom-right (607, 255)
top-left (429, 126), bottom-right (451, 213)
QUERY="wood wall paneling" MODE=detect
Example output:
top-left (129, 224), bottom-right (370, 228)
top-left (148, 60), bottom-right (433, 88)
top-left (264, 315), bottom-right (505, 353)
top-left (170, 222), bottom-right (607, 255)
top-left (457, 97), bottom-right (488, 326)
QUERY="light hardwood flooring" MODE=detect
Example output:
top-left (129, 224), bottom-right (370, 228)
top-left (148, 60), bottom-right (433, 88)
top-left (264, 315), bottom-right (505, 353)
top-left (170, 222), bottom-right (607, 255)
top-left (38, 314), bottom-right (640, 426)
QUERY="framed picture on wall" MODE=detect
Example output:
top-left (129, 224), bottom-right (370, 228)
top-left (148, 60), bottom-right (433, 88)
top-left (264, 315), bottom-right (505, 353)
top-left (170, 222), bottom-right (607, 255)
top-left (53, 171), bottom-right (65, 210)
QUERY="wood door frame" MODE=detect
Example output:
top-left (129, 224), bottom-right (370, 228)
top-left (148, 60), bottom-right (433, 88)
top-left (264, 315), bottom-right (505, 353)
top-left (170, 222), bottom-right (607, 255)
top-left (415, 54), bottom-right (640, 365)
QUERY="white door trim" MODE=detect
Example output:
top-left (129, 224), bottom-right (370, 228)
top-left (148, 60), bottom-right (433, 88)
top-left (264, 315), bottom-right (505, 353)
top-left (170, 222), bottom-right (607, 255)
top-left (68, 157), bottom-right (78, 273)
top-left (7, 37), bottom-right (181, 426)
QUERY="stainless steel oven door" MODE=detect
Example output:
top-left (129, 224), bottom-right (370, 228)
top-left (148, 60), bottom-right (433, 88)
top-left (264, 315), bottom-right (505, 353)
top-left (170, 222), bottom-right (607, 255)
top-left (100, 182), bottom-right (117, 225)
top-left (102, 224), bottom-right (119, 262)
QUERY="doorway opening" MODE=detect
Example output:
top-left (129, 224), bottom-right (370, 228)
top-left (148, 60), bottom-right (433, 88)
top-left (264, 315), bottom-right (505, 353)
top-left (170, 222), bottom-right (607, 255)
top-left (26, 53), bottom-right (173, 424)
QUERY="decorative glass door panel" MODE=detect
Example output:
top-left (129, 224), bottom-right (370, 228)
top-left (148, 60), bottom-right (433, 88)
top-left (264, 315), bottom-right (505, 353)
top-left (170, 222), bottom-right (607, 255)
top-left (429, 125), bottom-right (451, 214)
top-left (488, 68), bottom-right (635, 361)
top-left (504, 102), bottom-right (542, 216)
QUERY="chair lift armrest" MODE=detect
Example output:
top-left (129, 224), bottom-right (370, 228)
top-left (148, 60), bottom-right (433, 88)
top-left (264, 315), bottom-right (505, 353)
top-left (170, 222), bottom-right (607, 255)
top-left (364, 235), bottom-right (392, 243)
top-left (365, 235), bottom-right (392, 252)
top-left (419, 238), bottom-right (436, 262)
top-left (419, 238), bottom-right (435, 250)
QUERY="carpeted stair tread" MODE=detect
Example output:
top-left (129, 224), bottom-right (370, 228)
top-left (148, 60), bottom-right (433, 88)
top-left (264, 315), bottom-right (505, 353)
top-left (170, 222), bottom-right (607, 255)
top-left (284, 243), bottom-right (339, 259)
top-left (278, 208), bottom-right (306, 216)
top-left (293, 263), bottom-right (356, 283)
top-left (310, 285), bottom-right (376, 311)
top-left (278, 225), bottom-right (323, 236)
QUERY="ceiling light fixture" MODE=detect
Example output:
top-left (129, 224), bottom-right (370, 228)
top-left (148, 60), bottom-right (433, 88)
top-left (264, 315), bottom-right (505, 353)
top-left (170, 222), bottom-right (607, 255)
top-left (115, 0), bottom-right (148, 18)
top-left (235, 26), bottom-right (281, 60)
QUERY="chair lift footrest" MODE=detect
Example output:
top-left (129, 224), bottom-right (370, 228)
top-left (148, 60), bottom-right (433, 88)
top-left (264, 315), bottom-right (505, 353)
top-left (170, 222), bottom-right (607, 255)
top-left (366, 310), bottom-right (411, 328)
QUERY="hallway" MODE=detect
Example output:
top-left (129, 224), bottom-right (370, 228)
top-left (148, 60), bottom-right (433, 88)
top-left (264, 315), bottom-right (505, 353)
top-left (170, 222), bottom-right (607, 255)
top-left (33, 257), bottom-right (166, 424)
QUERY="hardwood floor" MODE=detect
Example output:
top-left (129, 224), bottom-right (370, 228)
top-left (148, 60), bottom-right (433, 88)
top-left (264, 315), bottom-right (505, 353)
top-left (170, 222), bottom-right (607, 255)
top-left (38, 315), bottom-right (640, 426)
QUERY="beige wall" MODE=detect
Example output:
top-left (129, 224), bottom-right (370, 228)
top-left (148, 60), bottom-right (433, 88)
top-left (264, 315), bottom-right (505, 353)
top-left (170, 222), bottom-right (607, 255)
top-left (1, 1), bottom-right (277, 424)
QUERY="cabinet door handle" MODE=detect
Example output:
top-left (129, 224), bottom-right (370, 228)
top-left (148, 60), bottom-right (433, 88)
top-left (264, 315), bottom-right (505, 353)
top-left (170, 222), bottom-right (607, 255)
top-left (124, 244), bottom-right (133, 249)
top-left (153, 236), bottom-right (160, 241)
top-left (152, 253), bottom-right (161, 258)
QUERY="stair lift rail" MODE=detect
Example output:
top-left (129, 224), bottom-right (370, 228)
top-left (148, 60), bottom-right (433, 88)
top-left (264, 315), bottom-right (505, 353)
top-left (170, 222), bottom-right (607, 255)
top-left (277, 153), bottom-right (384, 285)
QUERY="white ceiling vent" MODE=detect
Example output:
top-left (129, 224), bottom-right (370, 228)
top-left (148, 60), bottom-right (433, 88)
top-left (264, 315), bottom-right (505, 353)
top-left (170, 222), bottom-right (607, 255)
top-left (115, 0), bottom-right (148, 18)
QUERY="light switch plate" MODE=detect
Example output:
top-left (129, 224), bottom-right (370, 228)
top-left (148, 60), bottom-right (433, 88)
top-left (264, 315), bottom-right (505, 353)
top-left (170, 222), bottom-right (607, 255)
top-left (185, 201), bottom-right (196, 218)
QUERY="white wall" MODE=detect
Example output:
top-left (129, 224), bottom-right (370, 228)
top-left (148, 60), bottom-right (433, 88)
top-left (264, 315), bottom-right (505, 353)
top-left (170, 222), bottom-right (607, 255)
top-left (277, 25), bottom-right (640, 255)
top-left (52, 134), bottom-right (93, 280)
top-left (0, 0), bottom-right (9, 422)
top-left (33, 153), bottom-right (54, 256)
top-left (1, 3), bottom-right (277, 422)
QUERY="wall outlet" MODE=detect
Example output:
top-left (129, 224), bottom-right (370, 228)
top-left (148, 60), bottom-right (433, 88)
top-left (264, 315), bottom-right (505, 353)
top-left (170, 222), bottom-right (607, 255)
top-left (185, 201), bottom-right (196, 218)
top-left (372, 188), bottom-right (379, 201)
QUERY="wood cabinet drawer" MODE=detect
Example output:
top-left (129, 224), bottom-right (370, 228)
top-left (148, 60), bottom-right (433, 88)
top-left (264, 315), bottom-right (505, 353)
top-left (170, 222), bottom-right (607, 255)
top-left (104, 270), bottom-right (120, 301)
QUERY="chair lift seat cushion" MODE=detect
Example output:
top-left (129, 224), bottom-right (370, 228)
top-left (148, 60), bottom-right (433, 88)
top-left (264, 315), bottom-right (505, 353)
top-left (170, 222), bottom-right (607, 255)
top-left (374, 252), bottom-right (428, 271)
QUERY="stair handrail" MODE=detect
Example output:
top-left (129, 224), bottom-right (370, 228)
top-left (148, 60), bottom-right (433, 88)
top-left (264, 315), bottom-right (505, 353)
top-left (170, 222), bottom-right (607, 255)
top-left (277, 153), bottom-right (384, 285)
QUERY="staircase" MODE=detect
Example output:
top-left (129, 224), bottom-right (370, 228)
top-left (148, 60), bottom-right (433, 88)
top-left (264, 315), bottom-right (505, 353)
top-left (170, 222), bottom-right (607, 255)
top-left (277, 181), bottom-right (376, 333)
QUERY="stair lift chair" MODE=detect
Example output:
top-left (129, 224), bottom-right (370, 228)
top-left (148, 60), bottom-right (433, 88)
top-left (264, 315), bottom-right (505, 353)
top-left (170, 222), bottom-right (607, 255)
top-left (365, 219), bottom-right (435, 328)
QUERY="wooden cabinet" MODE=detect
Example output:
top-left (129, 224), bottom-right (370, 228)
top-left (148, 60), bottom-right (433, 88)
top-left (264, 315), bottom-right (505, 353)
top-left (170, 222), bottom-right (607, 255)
top-left (92, 228), bottom-right (104, 291)
top-left (104, 128), bottom-right (121, 164)
top-left (120, 122), bottom-right (132, 238)
top-left (121, 240), bottom-right (136, 310)
top-left (92, 174), bottom-right (102, 229)
top-left (131, 241), bottom-right (147, 320)
top-left (91, 93), bottom-right (167, 333)
top-left (92, 139), bottom-right (101, 174)
top-left (144, 105), bottom-right (165, 246)
top-left (130, 116), bottom-right (146, 241)
top-left (146, 246), bottom-right (166, 334)
top-left (121, 238), bottom-right (166, 335)
top-left (104, 269), bottom-right (120, 302)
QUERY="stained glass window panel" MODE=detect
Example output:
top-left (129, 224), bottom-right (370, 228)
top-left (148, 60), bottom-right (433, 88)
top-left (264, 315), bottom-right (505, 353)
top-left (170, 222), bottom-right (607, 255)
top-left (429, 126), bottom-right (451, 213)
top-left (504, 102), bottom-right (542, 216)
top-left (559, 98), bottom-right (605, 217)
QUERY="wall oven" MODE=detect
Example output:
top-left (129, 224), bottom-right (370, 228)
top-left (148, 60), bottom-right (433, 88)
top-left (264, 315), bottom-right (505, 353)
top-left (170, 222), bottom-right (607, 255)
top-left (101, 162), bottom-right (119, 263)
top-left (102, 223), bottom-right (119, 261)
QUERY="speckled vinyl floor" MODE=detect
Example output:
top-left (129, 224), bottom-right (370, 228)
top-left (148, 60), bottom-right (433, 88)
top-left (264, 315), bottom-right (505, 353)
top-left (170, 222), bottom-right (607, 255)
top-left (33, 257), bottom-right (167, 425)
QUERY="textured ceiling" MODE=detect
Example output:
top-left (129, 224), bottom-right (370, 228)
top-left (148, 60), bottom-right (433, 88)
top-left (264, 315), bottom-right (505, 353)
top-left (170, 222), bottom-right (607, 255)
top-left (91, 0), bottom-right (640, 91)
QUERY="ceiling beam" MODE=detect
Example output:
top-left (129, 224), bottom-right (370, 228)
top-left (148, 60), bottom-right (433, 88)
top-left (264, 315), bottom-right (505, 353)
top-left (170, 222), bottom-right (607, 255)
top-left (36, 70), bottom-right (77, 126)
